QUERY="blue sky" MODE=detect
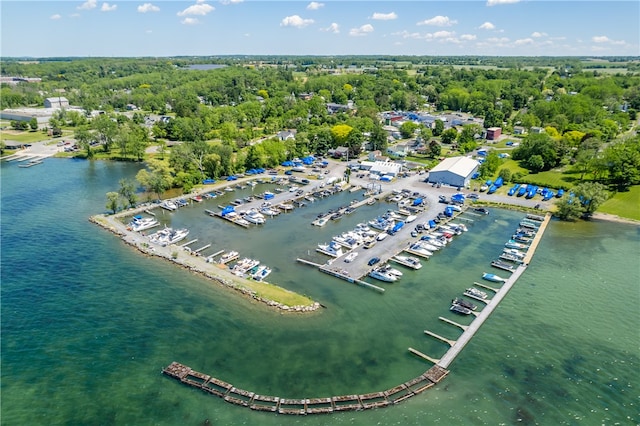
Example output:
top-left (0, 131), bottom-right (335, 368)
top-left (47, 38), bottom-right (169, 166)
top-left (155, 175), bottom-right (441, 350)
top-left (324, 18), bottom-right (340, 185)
top-left (1, 1), bottom-right (638, 57)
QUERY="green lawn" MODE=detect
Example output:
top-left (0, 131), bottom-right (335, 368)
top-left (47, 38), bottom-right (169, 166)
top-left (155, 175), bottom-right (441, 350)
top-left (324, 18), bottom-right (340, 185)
top-left (0, 130), bottom-right (50, 143)
top-left (599, 186), bottom-right (640, 221)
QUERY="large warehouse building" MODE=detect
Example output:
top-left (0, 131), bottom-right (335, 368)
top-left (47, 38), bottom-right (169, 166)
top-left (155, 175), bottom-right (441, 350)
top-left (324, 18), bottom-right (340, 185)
top-left (427, 156), bottom-right (479, 188)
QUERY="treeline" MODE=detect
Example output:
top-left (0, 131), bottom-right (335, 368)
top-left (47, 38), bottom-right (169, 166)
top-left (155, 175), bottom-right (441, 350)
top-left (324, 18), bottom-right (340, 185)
top-left (2, 57), bottom-right (639, 191)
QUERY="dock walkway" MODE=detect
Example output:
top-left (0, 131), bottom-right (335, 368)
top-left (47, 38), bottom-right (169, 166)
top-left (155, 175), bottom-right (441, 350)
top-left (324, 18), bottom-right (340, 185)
top-left (162, 361), bottom-right (448, 414)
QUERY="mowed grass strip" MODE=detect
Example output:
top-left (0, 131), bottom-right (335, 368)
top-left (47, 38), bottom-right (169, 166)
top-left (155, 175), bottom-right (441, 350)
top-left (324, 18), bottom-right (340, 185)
top-left (599, 186), bottom-right (640, 221)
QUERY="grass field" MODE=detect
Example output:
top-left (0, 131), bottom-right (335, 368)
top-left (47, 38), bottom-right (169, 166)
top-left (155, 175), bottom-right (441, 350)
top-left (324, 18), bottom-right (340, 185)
top-left (0, 130), bottom-right (50, 144)
top-left (599, 186), bottom-right (640, 221)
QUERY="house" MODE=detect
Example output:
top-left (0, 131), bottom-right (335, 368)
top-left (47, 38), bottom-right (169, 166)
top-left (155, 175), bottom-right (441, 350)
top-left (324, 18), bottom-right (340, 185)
top-left (513, 126), bottom-right (526, 135)
top-left (44, 97), bottom-right (69, 108)
top-left (126, 104), bottom-right (138, 111)
top-left (387, 144), bottom-right (411, 157)
top-left (427, 156), bottom-right (480, 188)
top-left (326, 100), bottom-right (355, 114)
top-left (530, 126), bottom-right (545, 134)
top-left (328, 146), bottom-right (350, 159)
top-left (276, 130), bottom-right (297, 141)
top-left (298, 92), bottom-right (313, 101)
top-left (486, 127), bottom-right (502, 141)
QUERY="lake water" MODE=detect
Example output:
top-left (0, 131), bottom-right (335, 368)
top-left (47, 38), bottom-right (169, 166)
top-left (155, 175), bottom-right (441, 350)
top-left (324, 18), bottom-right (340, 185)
top-left (1, 159), bottom-right (638, 425)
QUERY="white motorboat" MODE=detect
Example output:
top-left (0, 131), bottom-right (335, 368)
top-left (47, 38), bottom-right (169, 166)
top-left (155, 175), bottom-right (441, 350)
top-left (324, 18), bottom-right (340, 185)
top-left (391, 255), bottom-right (423, 270)
top-left (406, 243), bottom-right (433, 257)
top-left (464, 287), bottom-right (488, 299)
top-left (252, 265), bottom-right (272, 281)
top-left (219, 250), bottom-right (239, 264)
top-left (317, 242), bottom-right (343, 257)
top-left (376, 232), bottom-right (388, 241)
top-left (312, 216), bottom-right (329, 227)
top-left (244, 209), bottom-right (266, 224)
top-left (379, 264), bottom-right (403, 277)
top-left (160, 200), bottom-right (178, 211)
top-left (368, 268), bottom-right (398, 282)
top-left (129, 216), bottom-right (159, 232)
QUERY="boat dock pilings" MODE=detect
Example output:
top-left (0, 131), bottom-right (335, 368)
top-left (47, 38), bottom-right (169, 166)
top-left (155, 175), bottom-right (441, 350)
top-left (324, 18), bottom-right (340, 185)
top-left (180, 239), bottom-right (198, 248)
top-left (296, 258), bottom-right (386, 293)
top-left (473, 281), bottom-right (499, 292)
top-left (423, 330), bottom-right (457, 346)
top-left (438, 316), bottom-right (468, 331)
top-left (162, 361), bottom-right (449, 414)
top-left (194, 244), bottom-right (211, 254)
top-left (206, 249), bottom-right (225, 262)
top-left (408, 347), bottom-right (441, 365)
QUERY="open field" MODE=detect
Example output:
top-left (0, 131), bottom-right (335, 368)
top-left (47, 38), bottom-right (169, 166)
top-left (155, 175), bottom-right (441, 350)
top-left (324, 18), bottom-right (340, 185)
top-left (0, 130), bottom-right (51, 144)
top-left (599, 186), bottom-right (640, 221)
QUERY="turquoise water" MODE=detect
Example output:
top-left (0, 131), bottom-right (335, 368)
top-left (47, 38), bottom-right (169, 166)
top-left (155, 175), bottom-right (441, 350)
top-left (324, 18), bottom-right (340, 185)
top-left (1, 159), bottom-right (638, 425)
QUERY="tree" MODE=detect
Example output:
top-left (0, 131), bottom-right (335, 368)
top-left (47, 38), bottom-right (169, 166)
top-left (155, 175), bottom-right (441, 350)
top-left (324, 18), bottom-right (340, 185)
top-left (136, 159), bottom-right (173, 200)
top-left (399, 121), bottom-right (418, 139)
top-left (498, 168), bottom-right (512, 183)
top-left (369, 123), bottom-right (387, 152)
top-left (92, 114), bottom-right (118, 152)
top-left (433, 119), bottom-right (444, 137)
top-left (74, 126), bottom-right (94, 158)
top-left (554, 196), bottom-right (584, 221)
top-left (526, 154), bottom-right (545, 172)
top-left (330, 124), bottom-right (353, 147)
top-left (573, 182), bottom-right (609, 218)
top-left (29, 117), bottom-right (38, 131)
top-left (428, 140), bottom-right (441, 158)
top-left (441, 128), bottom-right (458, 144)
top-left (478, 151), bottom-right (501, 178)
top-left (106, 192), bottom-right (120, 214)
top-left (118, 179), bottom-right (137, 208)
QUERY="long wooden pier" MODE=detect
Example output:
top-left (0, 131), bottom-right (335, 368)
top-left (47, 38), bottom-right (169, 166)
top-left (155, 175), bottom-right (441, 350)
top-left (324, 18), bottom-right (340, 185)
top-left (414, 213), bottom-right (552, 369)
top-left (162, 361), bottom-right (448, 414)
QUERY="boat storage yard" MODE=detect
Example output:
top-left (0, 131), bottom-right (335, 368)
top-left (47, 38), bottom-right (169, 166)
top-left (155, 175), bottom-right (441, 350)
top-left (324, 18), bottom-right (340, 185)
top-left (135, 172), bottom-right (553, 415)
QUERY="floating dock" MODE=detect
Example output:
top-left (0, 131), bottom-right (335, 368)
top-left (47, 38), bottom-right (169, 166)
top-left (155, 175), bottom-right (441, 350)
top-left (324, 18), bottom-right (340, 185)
top-left (162, 361), bottom-right (448, 414)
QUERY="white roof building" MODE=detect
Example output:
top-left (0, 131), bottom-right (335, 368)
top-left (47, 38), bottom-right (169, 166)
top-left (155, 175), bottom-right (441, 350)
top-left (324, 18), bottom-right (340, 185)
top-left (427, 156), bottom-right (479, 188)
top-left (369, 161), bottom-right (402, 177)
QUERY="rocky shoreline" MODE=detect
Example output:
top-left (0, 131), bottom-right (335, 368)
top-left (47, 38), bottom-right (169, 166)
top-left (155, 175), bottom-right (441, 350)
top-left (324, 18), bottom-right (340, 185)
top-left (89, 214), bottom-right (320, 314)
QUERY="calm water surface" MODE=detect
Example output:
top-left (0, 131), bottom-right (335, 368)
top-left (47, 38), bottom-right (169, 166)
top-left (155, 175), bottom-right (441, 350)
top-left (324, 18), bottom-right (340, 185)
top-left (1, 159), bottom-right (638, 425)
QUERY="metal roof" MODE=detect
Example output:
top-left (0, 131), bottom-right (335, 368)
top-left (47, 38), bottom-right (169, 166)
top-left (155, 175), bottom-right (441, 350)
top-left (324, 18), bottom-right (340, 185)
top-left (429, 156), bottom-right (479, 178)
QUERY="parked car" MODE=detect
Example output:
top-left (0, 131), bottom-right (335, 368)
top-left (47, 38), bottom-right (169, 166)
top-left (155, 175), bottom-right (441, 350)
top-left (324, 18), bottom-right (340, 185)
top-left (468, 193), bottom-right (480, 200)
top-left (368, 257), bottom-right (380, 266)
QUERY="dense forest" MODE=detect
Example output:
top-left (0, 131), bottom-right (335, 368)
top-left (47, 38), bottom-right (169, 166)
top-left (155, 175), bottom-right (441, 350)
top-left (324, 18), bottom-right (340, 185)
top-left (2, 56), bottom-right (639, 195)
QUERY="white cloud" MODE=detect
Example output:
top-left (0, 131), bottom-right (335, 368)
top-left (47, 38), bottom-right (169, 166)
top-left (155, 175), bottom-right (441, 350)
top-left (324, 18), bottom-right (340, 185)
top-left (181, 17), bottom-right (199, 25)
top-left (50, 14), bottom-right (62, 20)
top-left (487, 36), bottom-right (510, 44)
top-left (432, 30), bottom-right (455, 39)
top-left (101, 3), bottom-right (117, 12)
top-left (177, 1), bottom-right (214, 17)
top-left (392, 30), bottom-right (423, 40)
top-left (138, 3), bottom-right (160, 13)
top-left (487, 0), bottom-right (520, 6)
top-left (514, 38), bottom-right (534, 45)
top-left (531, 31), bottom-right (547, 38)
top-left (479, 22), bottom-right (495, 30)
top-left (460, 34), bottom-right (477, 41)
top-left (280, 15), bottom-right (314, 28)
top-left (306, 2), bottom-right (324, 10)
top-left (220, 0), bottom-right (243, 4)
top-left (349, 24), bottom-right (374, 37)
top-left (77, 0), bottom-right (97, 10)
top-left (371, 12), bottom-right (397, 21)
top-left (417, 15), bottom-right (457, 27)
top-left (321, 23), bottom-right (340, 34)
top-left (592, 35), bottom-right (611, 43)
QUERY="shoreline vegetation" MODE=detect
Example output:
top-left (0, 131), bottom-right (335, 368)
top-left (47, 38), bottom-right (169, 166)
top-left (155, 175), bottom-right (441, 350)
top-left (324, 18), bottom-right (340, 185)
top-left (90, 199), bottom-right (320, 313)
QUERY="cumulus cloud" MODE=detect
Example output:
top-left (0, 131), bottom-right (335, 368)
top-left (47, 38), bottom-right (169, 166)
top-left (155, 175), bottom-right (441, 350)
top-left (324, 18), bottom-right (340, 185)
top-left (177, 1), bottom-right (214, 17)
top-left (349, 24), bottom-right (374, 37)
top-left (487, 0), bottom-right (520, 5)
top-left (321, 23), bottom-right (340, 34)
top-left (531, 31), bottom-right (547, 38)
top-left (460, 34), bottom-right (477, 41)
top-left (181, 17), bottom-right (199, 25)
top-left (50, 14), bottom-right (62, 20)
top-left (479, 21), bottom-right (495, 30)
top-left (417, 15), bottom-right (457, 27)
top-left (220, 0), bottom-right (243, 4)
top-left (101, 2), bottom-right (117, 12)
top-left (487, 36), bottom-right (510, 43)
top-left (432, 30), bottom-right (455, 39)
top-left (280, 15), bottom-right (314, 28)
top-left (307, 1), bottom-right (324, 10)
top-left (392, 30), bottom-right (423, 40)
top-left (77, 0), bottom-right (97, 10)
top-left (514, 38), bottom-right (534, 45)
top-left (592, 35), bottom-right (626, 45)
top-left (371, 12), bottom-right (397, 21)
top-left (138, 3), bottom-right (160, 13)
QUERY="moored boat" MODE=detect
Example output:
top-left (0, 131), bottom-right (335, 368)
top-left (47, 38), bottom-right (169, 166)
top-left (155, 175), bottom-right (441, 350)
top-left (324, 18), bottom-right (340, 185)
top-left (343, 252), bottom-right (358, 263)
top-left (482, 272), bottom-right (505, 283)
top-left (316, 241), bottom-right (343, 257)
top-left (368, 268), bottom-right (398, 283)
top-left (452, 297), bottom-right (477, 311)
top-left (464, 287), bottom-right (488, 299)
top-left (450, 303), bottom-right (472, 315)
top-left (391, 255), bottom-right (423, 270)
top-left (129, 215), bottom-right (159, 232)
